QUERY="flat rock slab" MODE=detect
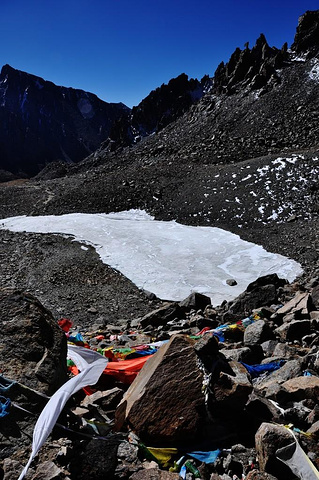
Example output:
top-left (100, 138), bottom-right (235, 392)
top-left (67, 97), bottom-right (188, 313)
top-left (276, 292), bottom-right (313, 318)
top-left (115, 334), bottom-right (206, 446)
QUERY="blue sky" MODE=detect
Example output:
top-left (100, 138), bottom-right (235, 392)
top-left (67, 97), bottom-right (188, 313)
top-left (1, 1), bottom-right (318, 107)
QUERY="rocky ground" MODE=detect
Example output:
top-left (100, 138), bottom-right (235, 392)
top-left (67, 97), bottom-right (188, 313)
top-left (1, 273), bottom-right (319, 480)
top-left (1, 11), bottom-right (319, 479)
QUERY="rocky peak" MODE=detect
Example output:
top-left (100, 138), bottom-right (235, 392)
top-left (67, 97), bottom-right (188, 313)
top-left (0, 65), bottom-right (130, 176)
top-left (291, 10), bottom-right (319, 58)
top-left (213, 34), bottom-right (287, 94)
top-left (104, 73), bottom-right (211, 151)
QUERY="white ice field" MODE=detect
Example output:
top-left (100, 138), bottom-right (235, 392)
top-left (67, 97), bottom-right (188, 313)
top-left (0, 210), bottom-right (303, 305)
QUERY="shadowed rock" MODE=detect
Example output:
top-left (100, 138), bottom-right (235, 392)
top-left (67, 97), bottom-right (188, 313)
top-left (0, 288), bottom-right (67, 394)
top-left (255, 423), bottom-right (295, 478)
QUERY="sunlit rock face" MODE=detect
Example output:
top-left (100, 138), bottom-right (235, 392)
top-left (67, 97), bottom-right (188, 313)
top-left (0, 210), bottom-right (302, 305)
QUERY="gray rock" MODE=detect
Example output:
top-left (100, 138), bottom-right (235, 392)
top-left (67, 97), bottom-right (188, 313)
top-left (193, 333), bottom-right (219, 369)
top-left (80, 387), bottom-right (123, 410)
top-left (222, 347), bottom-right (253, 363)
top-left (179, 292), bottom-right (211, 311)
top-left (140, 303), bottom-right (184, 329)
top-left (227, 284), bottom-right (278, 317)
top-left (69, 437), bottom-right (120, 479)
top-left (311, 285), bottom-right (319, 308)
top-left (274, 319), bottom-right (311, 341)
top-left (117, 441), bottom-right (139, 463)
top-left (244, 320), bottom-right (273, 345)
top-left (129, 469), bottom-right (180, 479)
top-left (255, 359), bottom-right (303, 399)
top-left (261, 340), bottom-right (278, 357)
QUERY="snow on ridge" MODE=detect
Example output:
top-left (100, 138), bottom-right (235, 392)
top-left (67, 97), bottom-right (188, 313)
top-left (309, 60), bottom-right (319, 82)
top-left (0, 210), bottom-right (303, 306)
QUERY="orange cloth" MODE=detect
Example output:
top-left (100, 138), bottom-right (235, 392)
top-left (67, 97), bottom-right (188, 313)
top-left (103, 356), bottom-right (149, 384)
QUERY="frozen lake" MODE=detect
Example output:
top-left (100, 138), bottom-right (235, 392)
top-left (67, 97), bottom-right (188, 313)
top-left (0, 210), bottom-right (303, 305)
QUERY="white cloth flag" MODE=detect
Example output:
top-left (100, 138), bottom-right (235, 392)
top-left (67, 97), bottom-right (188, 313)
top-left (276, 430), bottom-right (319, 480)
top-left (18, 345), bottom-right (108, 480)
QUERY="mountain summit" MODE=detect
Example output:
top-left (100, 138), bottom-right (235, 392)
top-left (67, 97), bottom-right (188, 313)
top-left (0, 65), bottom-right (129, 176)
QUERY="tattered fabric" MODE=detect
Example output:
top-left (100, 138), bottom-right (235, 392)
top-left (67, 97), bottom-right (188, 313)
top-left (241, 360), bottom-right (285, 378)
top-left (18, 345), bottom-right (107, 480)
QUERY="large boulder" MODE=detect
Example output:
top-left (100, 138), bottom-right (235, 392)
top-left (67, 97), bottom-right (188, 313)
top-left (255, 423), bottom-right (295, 478)
top-left (115, 335), bottom-right (207, 446)
top-left (244, 320), bottom-right (274, 345)
top-left (277, 376), bottom-right (319, 403)
top-left (139, 303), bottom-right (184, 329)
top-left (0, 288), bottom-right (67, 394)
top-left (274, 319), bottom-right (312, 341)
top-left (225, 274), bottom-right (286, 319)
top-left (179, 292), bottom-right (211, 311)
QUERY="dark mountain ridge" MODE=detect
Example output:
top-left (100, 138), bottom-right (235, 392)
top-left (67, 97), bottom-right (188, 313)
top-left (0, 64), bottom-right (129, 176)
top-left (85, 10), bottom-right (319, 170)
top-left (103, 73), bottom-right (212, 152)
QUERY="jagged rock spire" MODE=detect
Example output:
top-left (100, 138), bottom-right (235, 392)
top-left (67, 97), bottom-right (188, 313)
top-left (291, 9), bottom-right (319, 57)
top-left (213, 34), bottom-right (287, 94)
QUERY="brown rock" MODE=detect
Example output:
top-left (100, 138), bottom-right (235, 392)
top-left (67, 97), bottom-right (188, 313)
top-left (278, 376), bottom-right (319, 402)
top-left (2, 459), bottom-right (24, 480)
top-left (115, 335), bottom-right (206, 445)
top-left (245, 392), bottom-right (284, 422)
top-left (32, 461), bottom-right (62, 480)
top-left (0, 288), bottom-right (67, 394)
top-left (129, 469), bottom-right (179, 480)
top-left (255, 423), bottom-right (294, 478)
top-left (210, 360), bottom-right (253, 410)
top-left (246, 470), bottom-right (279, 479)
top-left (276, 292), bottom-right (313, 319)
